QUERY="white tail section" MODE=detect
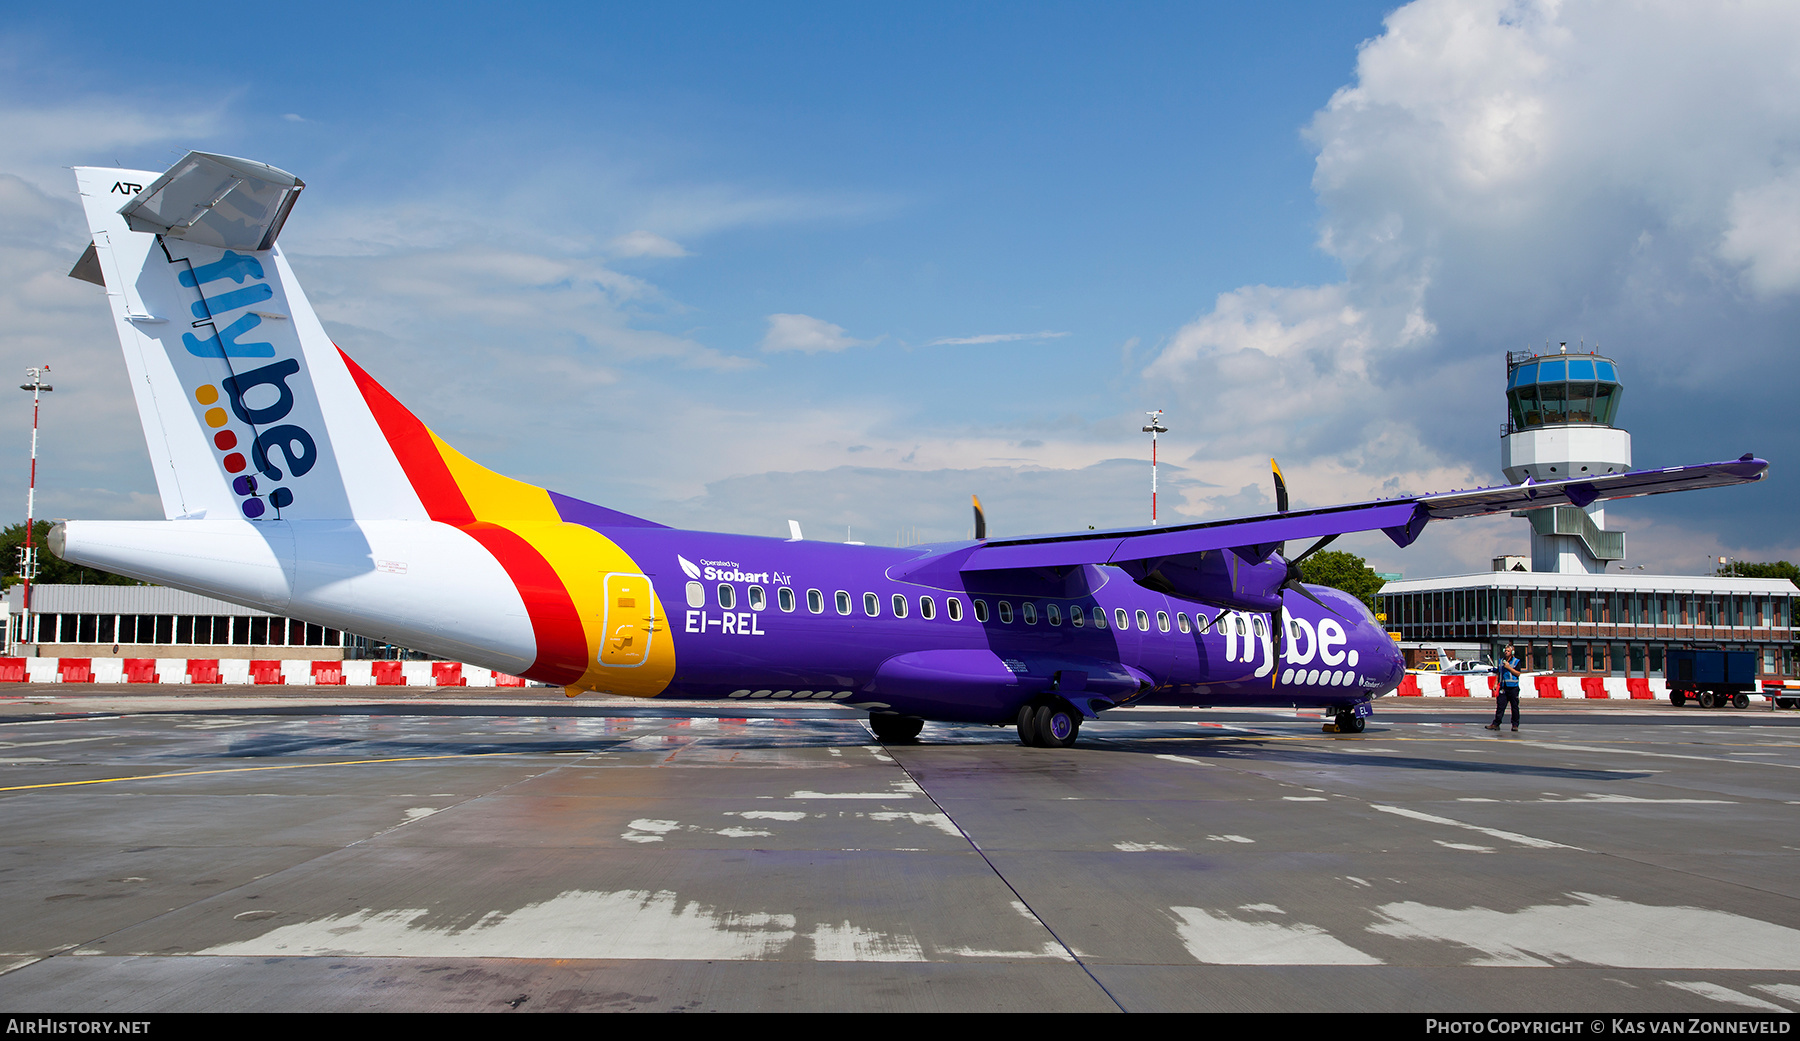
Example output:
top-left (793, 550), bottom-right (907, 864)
top-left (74, 157), bottom-right (424, 523)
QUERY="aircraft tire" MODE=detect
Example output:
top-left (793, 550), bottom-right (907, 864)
top-left (1034, 704), bottom-right (1080, 748)
top-left (1334, 711), bottom-right (1365, 734)
top-left (1017, 704), bottom-right (1042, 746)
top-left (870, 715), bottom-right (924, 743)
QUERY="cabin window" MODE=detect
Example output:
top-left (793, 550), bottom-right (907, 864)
top-left (1071, 606), bottom-right (1086, 627)
top-left (686, 581), bottom-right (705, 608)
top-left (747, 585), bottom-right (766, 611)
top-left (919, 596), bottom-right (936, 620)
top-left (1177, 612), bottom-right (1191, 634)
top-left (1136, 610), bottom-right (1150, 632)
top-left (1253, 616), bottom-right (1268, 638)
top-left (1115, 608), bottom-right (1129, 630)
top-left (891, 594), bottom-right (909, 619)
top-left (998, 601), bottom-right (1014, 624)
top-left (807, 589), bottom-right (824, 614)
top-left (1157, 611), bottom-right (1170, 633)
top-left (1093, 607), bottom-right (1108, 629)
top-left (835, 590), bottom-right (852, 615)
top-left (778, 587), bottom-right (795, 612)
top-left (864, 592), bottom-right (880, 617)
top-left (717, 584), bottom-right (736, 610)
top-left (1046, 603), bottom-right (1062, 626)
top-left (973, 599), bottom-right (989, 622)
top-left (947, 597), bottom-right (963, 621)
top-left (1022, 603), bottom-right (1038, 625)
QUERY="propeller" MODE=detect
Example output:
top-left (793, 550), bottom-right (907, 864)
top-left (972, 495), bottom-right (987, 541)
top-left (1265, 459), bottom-right (1348, 686)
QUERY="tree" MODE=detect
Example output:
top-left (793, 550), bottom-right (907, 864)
top-left (1298, 549), bottom-right (1385, 611)
top-left (0, 521), bottom-right (138, 590)
top-left (1713, 560), bottom-right (1800, 587)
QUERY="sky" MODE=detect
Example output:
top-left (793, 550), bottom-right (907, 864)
top-left (3, 0), bottom-right (1798, 579)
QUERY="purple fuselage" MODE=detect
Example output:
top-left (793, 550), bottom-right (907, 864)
top-left (606, 528), bottom-right (1406, 724)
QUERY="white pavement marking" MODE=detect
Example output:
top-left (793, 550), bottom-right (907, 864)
top-left (1169, 905), bottom-right (1384, 965)
top-left (193, 889), bottom-right (799, 961)
top-left (808, 921), bottom-right (926, 962)
top-left (0, 736), bottom-right (109, 750)
top-left (1434, 840), bottom-right (1496, 853)
top-left (1661, 981), bottom-right (1791, 1010)
top-left (1533, 741), bottom-right (1800, 771)
top-left (865, 810), bottom-right (961, 837)
top-left (1370, 804), bottom-right (1578, 850)
top-left (1752, 983), bottom-right (1800, 1007)
top-left (1368, 893), bottom-right (1800, 969)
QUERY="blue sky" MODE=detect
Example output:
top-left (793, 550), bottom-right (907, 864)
top-left (4, 0), bottom-right (1798, 577)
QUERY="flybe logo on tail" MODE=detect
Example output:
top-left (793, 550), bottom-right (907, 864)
top-left (181, 252), bottom-right (276, 359)
top-left (174, 249), bottom-right (317, 520)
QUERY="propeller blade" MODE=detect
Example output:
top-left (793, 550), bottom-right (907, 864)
top-left (1270, 606), bottom-right (1285, 687)
top-left (1271, 458), bottom-right (1289, 514)
top-left (1290, 532), bottom-right (1339, 565)
top-left (1285, 579), bottom-right (1347, 617)
top-left (972, 495), bottom-right (987, 541)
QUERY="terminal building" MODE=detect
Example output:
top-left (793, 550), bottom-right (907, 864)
top-left (3, 583), bottom-right (416, 660)
top-left (1377, 346), bottom-right (1798, 678)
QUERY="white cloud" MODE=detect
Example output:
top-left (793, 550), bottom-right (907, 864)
top-left (759, 313), bottom-right (871, 353)
top-left (924, 331), bottom-right (1069, 346)
top-left (608, 230), bottom-right (689, 258)
top-left (1144, 0), bottom-right (1800, 575)
top-left (1718, 170), bottom-right (1800, 298)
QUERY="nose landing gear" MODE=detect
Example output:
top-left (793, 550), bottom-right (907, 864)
top-left (869, 714), bottom-right (924, 743)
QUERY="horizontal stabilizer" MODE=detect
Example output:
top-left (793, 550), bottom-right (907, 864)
top-left (119, 151), bottom-right (304, 252)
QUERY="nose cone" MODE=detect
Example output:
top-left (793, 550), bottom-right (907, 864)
top-left (1373, 634), bottom-right (1405, 692)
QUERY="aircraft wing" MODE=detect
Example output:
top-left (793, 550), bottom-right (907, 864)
top-left (892, 455), bottom-right (1768, 583)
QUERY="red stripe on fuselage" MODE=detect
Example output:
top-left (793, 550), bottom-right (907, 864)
top-left (339, 348), bottom-right (588, 685)
top-left (460, 522), bottom-right (590, 683)
top-left (339, 349), bottom-right (474, 525)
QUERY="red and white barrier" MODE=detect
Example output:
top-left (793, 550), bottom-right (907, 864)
top-left (0, 657), bottom-right (528, 688)
top-left (1397, 673), bottom-right (1668, 699)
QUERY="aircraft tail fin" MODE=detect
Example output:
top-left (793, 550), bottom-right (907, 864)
top-left (73, 153), bottom-right (663, 531)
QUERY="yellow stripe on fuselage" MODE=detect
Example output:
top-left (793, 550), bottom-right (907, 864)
top-left (432, 433), bottom-right (675, 696)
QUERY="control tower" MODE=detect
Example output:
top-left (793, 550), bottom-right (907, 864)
top-left (1500, 345), bottom-right (1630, 573)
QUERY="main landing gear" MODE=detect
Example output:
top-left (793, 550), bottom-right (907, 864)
top-left (1017, 700), bottom-right (1080, 748)
top-left (868, 714), bottom-right (924, 744)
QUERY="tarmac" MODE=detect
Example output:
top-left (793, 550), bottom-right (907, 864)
top-left (1, 687), bottom-right (1797, 1013)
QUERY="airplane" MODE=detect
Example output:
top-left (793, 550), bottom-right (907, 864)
top-left (53, 152), bottom-right (1769, 746)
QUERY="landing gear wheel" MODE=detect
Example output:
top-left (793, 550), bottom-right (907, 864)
top-left (1733, 693), bottom-right (1750, 710)
top-left (1334, 711), bottom-right (1366, 734)
top-left (1017, 704), bottom-right (1042, 746)
top-left (1698, 691), bottom-right (1719, 709)
top-left (1033, 703), bottom-right (1080, 748)
top-left (869, 715), bottom-right (924, 743)
top-left (1670, 691), bottom-right (1687, 707)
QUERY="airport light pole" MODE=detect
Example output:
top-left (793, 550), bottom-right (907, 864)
top-left (17, 366), bottom-right (51, 656)
top-left (1142, 410), bottom-right (1167, 525)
